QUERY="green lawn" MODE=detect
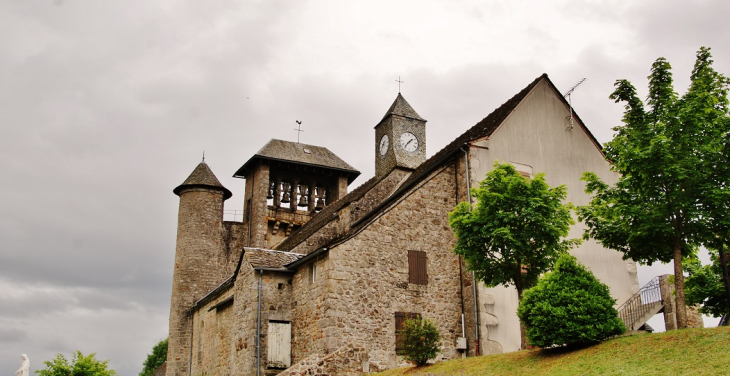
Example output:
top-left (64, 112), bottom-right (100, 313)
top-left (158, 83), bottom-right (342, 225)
top-left (375, 326), bottom-right (730, 376)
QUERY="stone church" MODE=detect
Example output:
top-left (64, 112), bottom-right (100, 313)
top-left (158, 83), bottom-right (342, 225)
top-left (165, 74), bottom-right (639, 376)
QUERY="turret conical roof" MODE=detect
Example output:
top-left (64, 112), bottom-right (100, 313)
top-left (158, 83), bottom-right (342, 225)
top-left (380, 93), bottom-right (425, 122)
top-left (173, 161), bottom-right (232, 200)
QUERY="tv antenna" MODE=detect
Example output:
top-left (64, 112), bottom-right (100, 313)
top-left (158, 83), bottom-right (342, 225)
top-left (563, 78), bottom-right (586, 130)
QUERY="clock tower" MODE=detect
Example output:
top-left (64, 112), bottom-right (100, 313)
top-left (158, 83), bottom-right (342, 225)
top-left (375, 93), bottom-right (427, 177)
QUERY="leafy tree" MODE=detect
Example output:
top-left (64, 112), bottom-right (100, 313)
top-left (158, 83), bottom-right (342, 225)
top-left (578, 47), bottom-right (730, 328)
top-left (36, 352), bottom-right (117, 376)
top-left (517, 254), bottom-right (625, 348)
top-left (685, 251), bottom-right (730, 319)
top-left (397, 317), bottom-right (441, 367)
top-left (690, 48), bottom-right (730, 324)
top-left (140, 338), bottom-right (168, 376)
top-left (449, 161), bottom-right (578, 348)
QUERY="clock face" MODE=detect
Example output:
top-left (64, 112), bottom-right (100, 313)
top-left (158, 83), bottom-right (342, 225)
top-left (399, 132), bottom-right (419, 152)
top-left (379, 134), bottom-right (389, 156)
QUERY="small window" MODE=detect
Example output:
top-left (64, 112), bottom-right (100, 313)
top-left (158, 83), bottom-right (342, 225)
top-left (395, 312), bottom-right (421, 353)
top-left (309, 262), bottom-right (317, 284)
top-left (408, 250), bottom-right (428, 285)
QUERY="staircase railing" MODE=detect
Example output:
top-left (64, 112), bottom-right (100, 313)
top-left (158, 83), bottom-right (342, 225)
top-left (617, 276), bottom-right (662, 330)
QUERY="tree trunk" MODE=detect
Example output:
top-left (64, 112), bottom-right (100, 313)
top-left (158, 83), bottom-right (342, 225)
top-left (673, 239), bottom-right (688, 329)
top-left (718, 243), bottom-right (730, 326)
top-left (517, 286), bottom-right (527, 349)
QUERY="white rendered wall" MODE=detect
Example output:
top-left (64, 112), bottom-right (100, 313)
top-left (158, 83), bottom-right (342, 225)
top-left (468, 79), bottom-right (639, 353)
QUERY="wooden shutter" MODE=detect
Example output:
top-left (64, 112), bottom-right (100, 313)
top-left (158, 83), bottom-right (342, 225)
top-left (408, 250), bottom-right (428, 285)
top-left (267, 321), bottom-right (291, 369)
top-left (395, 312), bottom-right (422, 353)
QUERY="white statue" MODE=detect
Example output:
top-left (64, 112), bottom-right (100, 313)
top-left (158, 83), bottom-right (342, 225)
top-left (15, 354), bottom-right (29, 376)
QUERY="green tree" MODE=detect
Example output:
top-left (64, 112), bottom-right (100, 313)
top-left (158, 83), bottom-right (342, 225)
top-left (685, 251), bottom-right (730, 319)
top-left (449, 161), bottom-right (578, 348)
top-left (398, 317), bottom-right (441, 367)
top-left (690, 48), bottom-right (730, 323)
top-left (140, 338), bottom-right (168, 376)
top-left (36, 352), bottom-right (117, 376)
top-left (517, 254), bottom-right (625, 348)
top-left (578, 47), bottom-right (730, 329)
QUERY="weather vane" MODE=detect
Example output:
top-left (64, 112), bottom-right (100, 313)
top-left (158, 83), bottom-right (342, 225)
top-left (395, 76), bottom-right (404, 93)
top-left (294, 120), bottom-right (303, 143)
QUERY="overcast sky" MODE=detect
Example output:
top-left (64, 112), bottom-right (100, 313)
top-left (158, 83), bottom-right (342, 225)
top-left (1, 1), bottom-right (729, 375)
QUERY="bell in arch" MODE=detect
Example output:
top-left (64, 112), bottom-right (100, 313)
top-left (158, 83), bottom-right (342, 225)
top-left (297, 185), bottom-right (309, 207)
top-left (267, 181), bottom-right (275, 200)
top-left (315, 186), bottom-right (326, 211)
top-left (280, 182), bottom-right (291, 203)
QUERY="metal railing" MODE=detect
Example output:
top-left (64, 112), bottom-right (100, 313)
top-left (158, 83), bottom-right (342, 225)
top-left (223, 209), bottom-right (244, 222)
top-left (617, 276), bottom-right (662, 330)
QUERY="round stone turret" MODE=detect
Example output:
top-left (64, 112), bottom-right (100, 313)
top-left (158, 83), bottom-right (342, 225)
top-left (167, 161), bottom-right (232, 376)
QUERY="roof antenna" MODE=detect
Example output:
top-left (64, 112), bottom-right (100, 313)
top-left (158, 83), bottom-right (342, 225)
top-left (563, 78), bottom-right (586, 130)
top-left (294, 120), bottom-right (303, 143)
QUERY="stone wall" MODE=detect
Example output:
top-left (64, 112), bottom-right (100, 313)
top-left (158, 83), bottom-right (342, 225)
top-left (290, 253), bottom-right (332, 361)
top-left (277, 344), bottom-right (370, 376)
top-left (232, 265), bottom-right (295, 376)
top-left (190, 286), bottom-right (235, 376)
top-left (289, 160), bottom-right (476, 372)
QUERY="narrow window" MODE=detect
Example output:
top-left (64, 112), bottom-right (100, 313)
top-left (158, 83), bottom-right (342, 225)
top-left (395, 312), bottom-right (421, 354)
top-left (408, 250), bottom-right (428, 285)
top-left (309, 262), bottom-right (317, 284)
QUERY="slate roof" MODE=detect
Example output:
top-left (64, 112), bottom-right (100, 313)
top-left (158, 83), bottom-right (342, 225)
top-left (277, 74), bottom-right (604, 259)
top-left (173, 161), bottom-right (232, 200)
top-left (378, 93), bottom-right (426, 123)
top-left (234, 139), bottom-right (360, 183)
top-left (243, 247), bottom-right (305, 270)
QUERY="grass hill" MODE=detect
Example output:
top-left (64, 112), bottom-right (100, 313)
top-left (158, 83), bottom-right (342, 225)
top-left (375, 326), bottom-right (730, 376)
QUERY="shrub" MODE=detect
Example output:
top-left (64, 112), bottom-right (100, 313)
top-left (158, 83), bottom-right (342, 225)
top-left (36, 351), bottom-right (118, 376)
top-left (398, 317), bottom-right (441, 366)
top-left (517, 254), bottom-right (625, 348)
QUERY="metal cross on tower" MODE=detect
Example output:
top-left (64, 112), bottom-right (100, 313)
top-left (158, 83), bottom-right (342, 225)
top-left (294, 120), bottom-right (304, 143)
top-left (395, 76), bottom-right (404, 93)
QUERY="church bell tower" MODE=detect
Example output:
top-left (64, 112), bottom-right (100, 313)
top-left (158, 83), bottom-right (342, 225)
top-left (374, 93), bottom-right (427, 177)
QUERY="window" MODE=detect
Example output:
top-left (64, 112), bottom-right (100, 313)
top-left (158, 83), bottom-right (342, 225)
top-left (395, 312), bottom-right (421, 353)
top-left (309, 262), bottom-right (317, 284)
top-left (408, 250), bottom-right (428, 285)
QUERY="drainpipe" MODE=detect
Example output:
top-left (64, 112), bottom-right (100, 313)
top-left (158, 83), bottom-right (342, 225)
top-left (461, 145), bottom-right (480, 356)
top-left (248, 170), bottom-right (255, 247)
top-left (188, 313), bottom-right (194, 376)
top-left (455, 164), bottom-right (466, 342)
top-left (256, 269), bottom-right (262, 376)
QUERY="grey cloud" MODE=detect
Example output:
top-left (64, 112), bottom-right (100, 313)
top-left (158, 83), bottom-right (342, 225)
top-left (0, 327), bottom-right (27, 343)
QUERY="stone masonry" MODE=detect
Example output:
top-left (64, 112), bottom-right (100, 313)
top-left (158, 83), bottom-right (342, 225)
top-left (286, 160), bottom-right (477, 372)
